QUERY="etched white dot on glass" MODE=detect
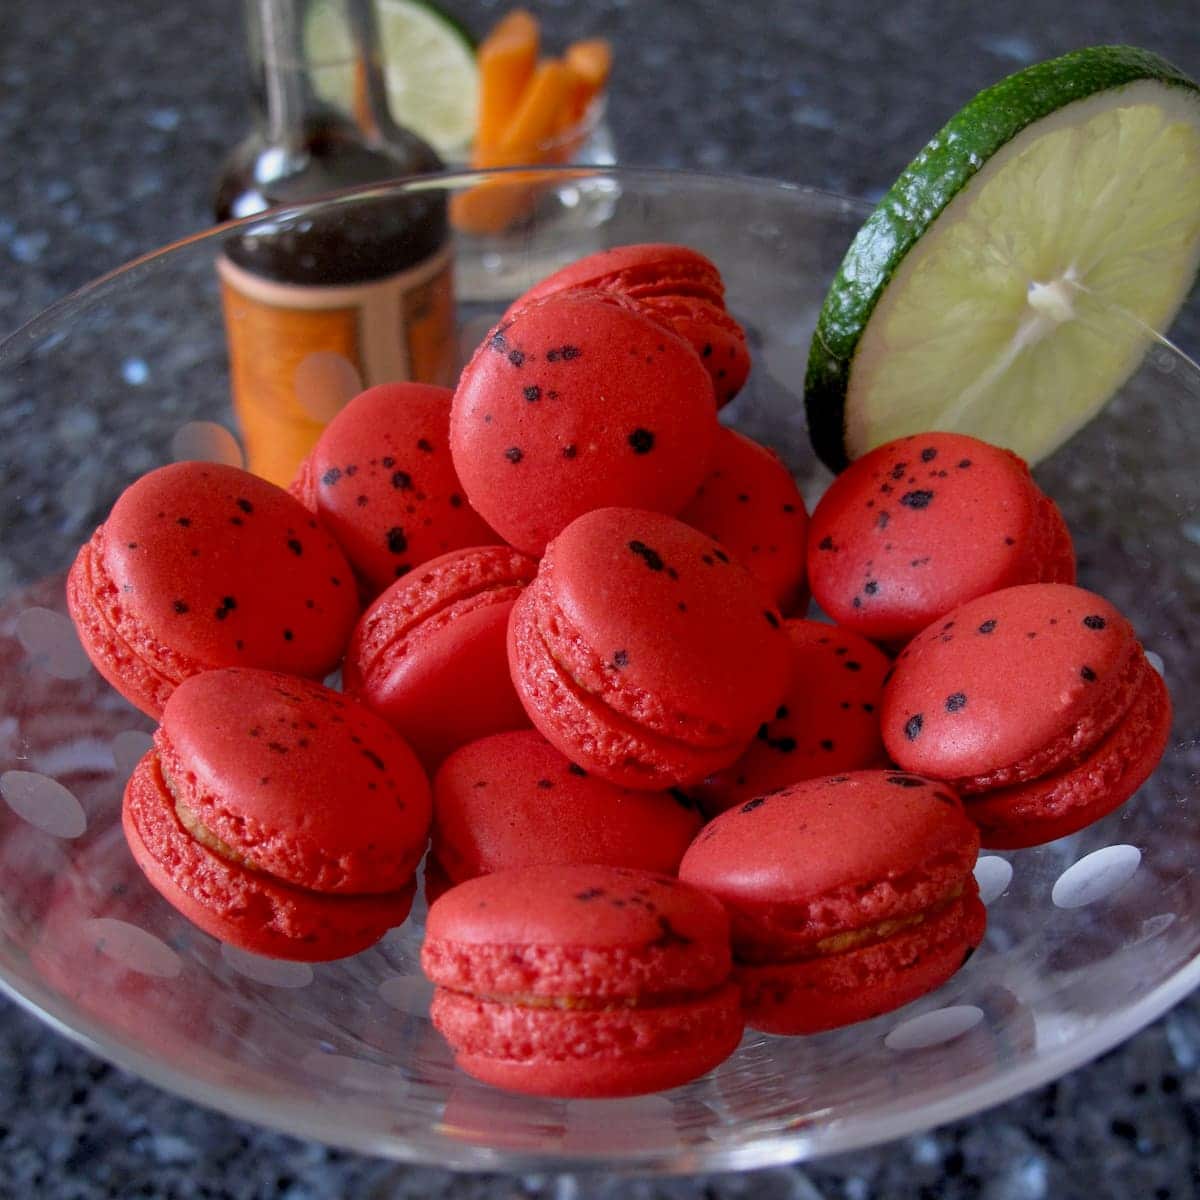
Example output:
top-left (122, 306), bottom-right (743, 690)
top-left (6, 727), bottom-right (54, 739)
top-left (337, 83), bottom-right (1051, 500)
top-left (170, 421), bottom-right (244, 468)
top-left (1051, 845), bottom-right (1142, 910)
top-left (15, 607), bottom-right (92, 680)
top-left (0, 771), bottom-right (87, 838)
top-left (974, 855), bottom-right (1013, 905)
top-left (82, 918), bottom-right (182, 979)
top-left (294, 351), bottom-right (362, 424)
top-left (885, 1005), bottom-right (985, 1052)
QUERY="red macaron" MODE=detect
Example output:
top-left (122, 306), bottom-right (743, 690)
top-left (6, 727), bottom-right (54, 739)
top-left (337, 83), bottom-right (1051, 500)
top-left (679, 770), bottom-right (985, 1034)
top-left (450, 290), bottom-right (719, 555)
top-left (503, 242), bottom-right (751, 405)
top-left (343, 545), bottom-right (537, 768)
top-left (429, 730), bottom-right (704, 897)
top-left (677, 426), bottom-right (809, 614)
top-left (881, 583), bottom-right (1172, 848)
top-left (807, 432), bottom-right (1075, 646)
top-left (291, 382), bottom-right (498, 598)
top-left (421, 864), bottom-right (744, 1097)
top-left (122, 667), bottom-right (431, 961)
top-left (507, 507), bottom-right (792, 790)
top-left (696, 619), bottom-right (891, 815)
top-left (67, 461), bottom-right (359, 718)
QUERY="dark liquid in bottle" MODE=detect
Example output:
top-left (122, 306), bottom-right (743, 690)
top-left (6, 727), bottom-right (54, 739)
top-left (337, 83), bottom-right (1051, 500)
top-left (214, 112), bottom-right (448, 285)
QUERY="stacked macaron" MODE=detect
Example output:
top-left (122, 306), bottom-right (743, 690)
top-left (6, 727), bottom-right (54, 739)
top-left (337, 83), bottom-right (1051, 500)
top-left (65, 243), bottom-right (1172, 1102)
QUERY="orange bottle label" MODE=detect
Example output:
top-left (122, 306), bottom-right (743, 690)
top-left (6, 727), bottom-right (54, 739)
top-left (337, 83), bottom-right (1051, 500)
top-left (217, 246), bottom-right (455, 486)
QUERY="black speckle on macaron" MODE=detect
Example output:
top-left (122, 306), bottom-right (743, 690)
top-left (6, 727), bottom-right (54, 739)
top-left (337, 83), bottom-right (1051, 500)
top-left (1083, 615), bottom-right (1107, 631)
top-left (386, 527), bottom-right (408, 554)
top-left (904, 713), bottom-right (924, 741)
top-left (978, 619), bottom-right (997, 634)
top-left (900, 490), bottom-right (934, 509)
top-left (628, 541), bottom-right (665, 571)
top-left (628, 428), bottom-right (655, 454)
top-left (945, 692), bottom-right (967, 712)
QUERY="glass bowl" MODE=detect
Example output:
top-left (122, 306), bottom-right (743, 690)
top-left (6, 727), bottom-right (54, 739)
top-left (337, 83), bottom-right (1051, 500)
top-left (1, 167), bottom-right (1197, 1174)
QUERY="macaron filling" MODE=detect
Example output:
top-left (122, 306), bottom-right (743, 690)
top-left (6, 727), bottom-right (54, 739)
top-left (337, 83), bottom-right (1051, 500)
top-left (735, 879), bottom-right (970, 966)
top-left (800, 882), bottom-right (965, 959)
top-left (124, 751), bottom-right (415, 959)
top-left (154, 752), bottom-right (421, 897)
top-left (432, 982), bottom-right (743, 1063)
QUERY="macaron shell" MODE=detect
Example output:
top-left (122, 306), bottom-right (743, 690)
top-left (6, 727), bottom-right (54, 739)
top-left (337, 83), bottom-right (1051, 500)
top-left (124, 751), bottom-right (413, 961)
top-left (291, 383), bottom-right (498, 596)
top-left (356, 597), bottom-right (530, 767)
top-left (697, 620), bottom-right (890, 814)
top-left (505, 244), bottom-right (727, 312)
top-left (882, 584), bottom-right (1141, 784)
top-left (450, 292), bottom-right (718, 555)
top-left (508, 589), bottom-right (742, 789)
top-left (526, 508), bottom-right (790, 750)
top-left (422, 864), bottom-right (731, 998)
top-left (502, 243), bottom-right (749, 406)
top-left (433, 982), bottom-right (743, 1098)
top-left (807, 433), bottom-right (1075, 644)
top-left (634, 292), bottom-right (750, 406)
top-left (963, 663), bottom-right (1171, 848)
top-left (344, 546), bottom-right (539, 768)
top-left (432, 730), bottom-right (703, 884)
top-left (678, 771), bottom-right (979, 960)
top-left (737, 889), bottom-right (986, 1035)
top-left (677, 427), bottom-right (809, 613)
top-left (68, 462), bottom-right (359, 716)
top-left (157, 668), bottom-right (431, 894)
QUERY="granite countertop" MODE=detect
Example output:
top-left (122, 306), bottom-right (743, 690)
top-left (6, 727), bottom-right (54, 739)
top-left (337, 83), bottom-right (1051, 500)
top-left (2, 1), bottom-right (1199, 1197)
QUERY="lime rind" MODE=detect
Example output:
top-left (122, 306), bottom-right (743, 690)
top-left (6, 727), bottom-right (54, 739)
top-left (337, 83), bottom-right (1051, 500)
top-left (806, 45), bottom-right (1200, 471)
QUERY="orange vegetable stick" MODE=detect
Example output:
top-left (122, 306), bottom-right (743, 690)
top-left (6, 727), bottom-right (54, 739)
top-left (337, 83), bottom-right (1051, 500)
top-left (495, 59), bottom-right (575, 160)
top-left (474, 9), bottom-right (540, 161)
top-left (453, 61), bottom-right (575, 235)
top-left (564, 38), bottom-right (612, 119)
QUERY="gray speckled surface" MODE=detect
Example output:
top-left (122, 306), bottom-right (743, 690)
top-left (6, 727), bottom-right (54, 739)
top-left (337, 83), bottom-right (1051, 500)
top-left (3, 1), bottom-right (1200, 1196)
